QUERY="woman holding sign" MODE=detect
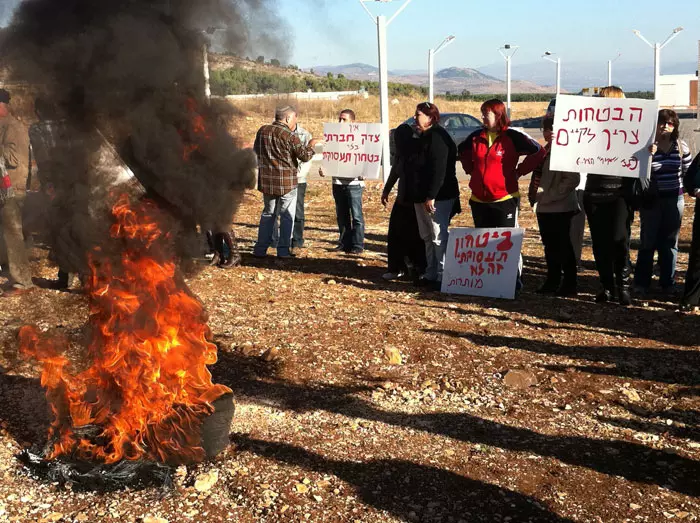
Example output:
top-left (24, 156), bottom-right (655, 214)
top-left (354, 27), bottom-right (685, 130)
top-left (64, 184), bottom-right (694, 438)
top-left (458, 98), bottom-right (546, 291)
top-left (583, 86), bottom-right (635, 305)
top-left (409, 102), bottom-right (460, 287)
top-left (633, 109), bottom-right (692, 295)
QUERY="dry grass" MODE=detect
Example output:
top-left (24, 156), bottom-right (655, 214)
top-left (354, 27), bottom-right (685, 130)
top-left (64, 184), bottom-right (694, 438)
top-left (223, 95), bottom-right (548, 145)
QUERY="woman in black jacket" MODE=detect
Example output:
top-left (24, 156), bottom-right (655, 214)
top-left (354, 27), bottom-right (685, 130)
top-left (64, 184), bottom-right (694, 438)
top-left (583, 86), bottom-right (635, 305)
top-left (381, 123), bottom-right (426, 281)
top-left (680, 153), bottom-right (700, 310)
top-left (408, 102), bottom-right (460, 287)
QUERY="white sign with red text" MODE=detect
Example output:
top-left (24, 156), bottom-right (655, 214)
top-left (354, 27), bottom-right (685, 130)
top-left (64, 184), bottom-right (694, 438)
top-left (321, 123), bottom-right (382, 179)
top-left (441, 227), bottom-right (524, 299)
top-left (550, 94), bottom-right (659, 178)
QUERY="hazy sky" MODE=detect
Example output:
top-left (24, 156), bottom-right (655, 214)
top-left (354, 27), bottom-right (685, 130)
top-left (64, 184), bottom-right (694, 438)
top-left (1, 0), bottom-right (697, 72)
top-left (277, 0), bottom-right (698, 70)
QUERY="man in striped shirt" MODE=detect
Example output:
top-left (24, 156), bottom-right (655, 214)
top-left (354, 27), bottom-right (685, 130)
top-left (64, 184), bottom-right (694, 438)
top-left (252, 105), bottom-right (320, 258)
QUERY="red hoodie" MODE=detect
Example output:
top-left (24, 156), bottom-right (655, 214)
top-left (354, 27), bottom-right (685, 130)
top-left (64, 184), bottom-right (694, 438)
top-left (458, 128), bottom-right (546, 203)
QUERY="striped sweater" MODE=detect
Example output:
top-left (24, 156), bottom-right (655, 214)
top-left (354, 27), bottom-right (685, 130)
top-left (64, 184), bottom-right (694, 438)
top-left (650, 140), bottom-right (692, 197)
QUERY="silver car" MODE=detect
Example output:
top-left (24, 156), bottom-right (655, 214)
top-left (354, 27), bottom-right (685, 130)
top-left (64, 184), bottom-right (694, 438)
top-left (390, 112), bottom-right (482, 158)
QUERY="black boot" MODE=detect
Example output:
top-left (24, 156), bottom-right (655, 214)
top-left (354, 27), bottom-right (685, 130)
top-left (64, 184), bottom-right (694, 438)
top-left (616, 271), bottom-right (632, 306)
top-left (536, 277), bottom-right (560, 294)
top-left (220, 232), bottom-right (241, 267)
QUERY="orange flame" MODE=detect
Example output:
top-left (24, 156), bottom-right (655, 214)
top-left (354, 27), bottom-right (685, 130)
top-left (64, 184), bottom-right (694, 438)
top-left (181, 98), bottom-right (212, 161)
top-left (20, 195), bottom-right (231, 465)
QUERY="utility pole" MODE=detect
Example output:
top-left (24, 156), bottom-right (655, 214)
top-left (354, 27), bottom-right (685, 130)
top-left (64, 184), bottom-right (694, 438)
top-left (358, 0), bottom-right (413, 181)
top-left (428, 35), bottom-right (455, 103)
top-left (607, 52), bottom-right (621, 86)
top-left (542, 52), bottom-right (561, 96)
top-left (499, 44), bottom-right (519, 119)
top-left (633, 27), bottom-right (684, 100)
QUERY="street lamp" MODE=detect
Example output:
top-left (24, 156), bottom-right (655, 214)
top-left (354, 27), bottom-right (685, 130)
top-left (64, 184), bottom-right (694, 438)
top-left (428, 35), bottom-right (455, 103)
top-left (358, 0), bottom-right (413, 180)
top-left (499, 44), bottom-right (519, 119)
top-left (607, 52), bottom-right (621, 86)
top-left (632, 27), bottom-right (684, 100)
top-left (542, 51), bottom-right (561, 96)
top-left (201, 26), bottom-right (224, 105)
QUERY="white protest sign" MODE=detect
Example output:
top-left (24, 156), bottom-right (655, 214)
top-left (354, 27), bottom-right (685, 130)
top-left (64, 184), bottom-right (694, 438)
top-left (321, 123), bottom-right (382, 179)
top-left (550, 94), bottom-right (659, 179)
top-left (441, 227), bottom-right (524, 300)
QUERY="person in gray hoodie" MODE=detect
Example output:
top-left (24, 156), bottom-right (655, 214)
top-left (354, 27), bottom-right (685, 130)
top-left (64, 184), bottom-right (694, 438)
top-left (529, 114), bottom-right (580, 296)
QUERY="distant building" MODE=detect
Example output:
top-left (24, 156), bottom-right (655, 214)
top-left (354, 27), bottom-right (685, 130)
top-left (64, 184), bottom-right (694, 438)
top-left (658, 73), bottom-right (698, 109)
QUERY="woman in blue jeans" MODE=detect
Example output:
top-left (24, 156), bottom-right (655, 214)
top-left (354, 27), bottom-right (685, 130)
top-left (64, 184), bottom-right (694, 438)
top-left (408, 102), bottom-right (460, 287)
top-left (634, 109), bottom-right (692, 294)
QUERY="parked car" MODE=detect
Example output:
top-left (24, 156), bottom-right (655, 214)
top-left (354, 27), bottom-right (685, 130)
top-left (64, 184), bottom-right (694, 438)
top-left (545, 98), bottom-right (556, 118)
top-left (390, 112), bottom-right (482, 159)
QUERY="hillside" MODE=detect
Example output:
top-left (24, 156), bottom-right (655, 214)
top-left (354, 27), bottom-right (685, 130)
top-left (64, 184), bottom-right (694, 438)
top-left (312, 62), bottom-right (554, 94)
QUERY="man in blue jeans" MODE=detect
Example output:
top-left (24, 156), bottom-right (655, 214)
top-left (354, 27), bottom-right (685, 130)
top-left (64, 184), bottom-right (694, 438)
top-left (321, 109), bottom-right (365, 254)
top-left (253, 106), bottom-right (320, 258)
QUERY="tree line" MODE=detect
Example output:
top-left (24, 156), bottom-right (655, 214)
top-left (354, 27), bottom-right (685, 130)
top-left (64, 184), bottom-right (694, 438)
top-left (210, 67), bottom-right (427, 97)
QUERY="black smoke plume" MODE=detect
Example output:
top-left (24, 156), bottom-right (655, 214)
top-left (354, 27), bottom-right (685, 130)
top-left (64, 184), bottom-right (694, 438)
top-left (0, 0), bottom-right (288, 270)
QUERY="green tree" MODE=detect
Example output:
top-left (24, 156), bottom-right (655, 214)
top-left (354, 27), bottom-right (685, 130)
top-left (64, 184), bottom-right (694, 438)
top-left (270, 58), bottom-right (281, 67)
top-left (256, 55), bottom-right (265, 64)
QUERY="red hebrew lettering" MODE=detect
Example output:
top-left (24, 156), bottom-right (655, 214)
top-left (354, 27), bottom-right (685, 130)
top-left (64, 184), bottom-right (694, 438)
top-left (563, 109), bottom-right (577, 122)
top-left (465, 234), bottom-right (475, 248)
top-left (476, 251), bottom-right (484, 263)
top-left (629, 130), bottom-right (639, 145)
top-left (612, 107), bottom-right (623, 121)
top-left (614, 129), bottom-right (628, 143)
top-left (475, 232), bottom-right (490, 248)
top-left (596, 107), bottom-right (611, 121)
top-left (621, 156), bottom-right (638, 171)
top-left (485, 251), bottom-right (496, 263)
top-left (497, 252), bottom-right (508, 263)
top-left (370, 154), bottom-right (380, 162)
top-left (466, 251), bottom-right (475, 262)
top-left (470, 264), bottom-right (485, 276)
top-left (487, 262), bottom-right (496, 275)
top-left (496, 231), bottom-right (513, 252)
top-left (373, 134), bottom-right (380, 143)
top-left (629, 107), bottom-right (643, 122)
top-left (475, 279), bottom-right (484, 289)
top-left (579, 107), bottom-right (595, 121)
top-left (556, 129), bottom-right (569, 146)
top-left (602, 129), bottom-right (612, 151)
top-left (338, 135), bottom-right (346, 143)
top-left (346, 134), bottom-right (355, 142)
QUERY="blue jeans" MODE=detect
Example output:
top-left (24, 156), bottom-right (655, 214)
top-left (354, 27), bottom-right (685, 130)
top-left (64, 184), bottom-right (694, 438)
top-left (634, 195), bottom-right (684, 289)
top-left (253, 188), bottom-right (297, 257)
top-left (414, 198), bottom-right (455, 281)
top-left (332, 184), bottom-right (364, 251)
top-left (272, 182), bottom-right (306, 248)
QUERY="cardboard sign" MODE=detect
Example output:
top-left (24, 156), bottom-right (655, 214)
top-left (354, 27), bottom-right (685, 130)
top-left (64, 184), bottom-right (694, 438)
top-left (550, 95), bottom-right (659, 178)
top-left (321, 123), bottom-right (382, 179)
top-left (441, 227), bottom-right (524, 299)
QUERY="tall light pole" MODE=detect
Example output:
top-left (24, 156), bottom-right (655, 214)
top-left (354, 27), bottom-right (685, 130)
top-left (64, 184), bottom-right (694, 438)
top-left (542, 51), bottom-right (561, 95)
top-left (632, 27), bottom-right (684, 100)
top-left (499, 44), bottom-right (519, 119)
top-left (428, 35), bottom-right (455, 103)
top-left (607, 52), bottom-right (621, 86)
top-left (358, 0), bottom-right (413, 180)
top-left (202, 26), bottom-right (222, 105)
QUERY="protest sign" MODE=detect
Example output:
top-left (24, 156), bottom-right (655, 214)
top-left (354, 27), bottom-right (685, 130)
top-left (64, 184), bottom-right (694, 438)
top-left (550, 95), bottom-right (659, 179)
top-left (441, 227), bottom-right (524, 300)
top-left (321, 123), bottom-right (382, 179)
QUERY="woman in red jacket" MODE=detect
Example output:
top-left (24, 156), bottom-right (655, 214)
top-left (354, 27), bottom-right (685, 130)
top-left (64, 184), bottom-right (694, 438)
top-left (458, 99), bottom-right (545, 291)
top-left (458, 99), bottom-right (546, 227)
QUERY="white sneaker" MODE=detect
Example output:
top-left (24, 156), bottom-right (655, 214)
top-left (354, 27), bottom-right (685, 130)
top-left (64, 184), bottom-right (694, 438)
top-left (382, 271), bottom-right (405, 281)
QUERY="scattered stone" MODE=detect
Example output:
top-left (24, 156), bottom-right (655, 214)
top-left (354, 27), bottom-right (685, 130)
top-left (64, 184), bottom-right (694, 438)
top-left (313, 495), bottom-right (323, 502)
top-left (238, 341), bottom-right (257, 356)
top-left (621, 388), bottom-right (641, 402)
top-left (143, 517), bottom-right (169, 523)
top-left (194, 470), bottom-right (219, 492)
top-left (75, 514), bottom-right (89, 523)
top-left (262, 347), bottom-right (280, 362)
top-left (327, 279), bottom-right (337, 285)
top-left (629, 503), bottom-right (641, 510)
top-left (384, 346), bottom-right (403, 365)
top-left (295, 483), bottom-right (309, 494)
top-left (503, 369), bottom-right (537, 389)
top-left (45, 513), bottom-right (63, 523)
top-left (255, 272), bottom-right (265, 282)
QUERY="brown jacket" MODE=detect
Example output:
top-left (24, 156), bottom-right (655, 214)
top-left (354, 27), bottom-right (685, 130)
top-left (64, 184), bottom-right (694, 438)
top-left (0, 115), bottom-right (20, 200)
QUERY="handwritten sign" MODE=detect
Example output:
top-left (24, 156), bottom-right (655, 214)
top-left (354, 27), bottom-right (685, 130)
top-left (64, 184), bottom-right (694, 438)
top-left (321, 123), bottom-right (382, 179)
top-left (550, 95), bottom-right (659, 178)
top-left (441, 227), bottom-right (524, 299)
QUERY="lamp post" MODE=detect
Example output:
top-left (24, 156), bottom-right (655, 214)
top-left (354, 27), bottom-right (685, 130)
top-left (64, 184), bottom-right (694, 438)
top-left (358, 0), bottom-right (413, 180)
top-left (202, 26), bottom-right (222, 105)
top-left (607, 52), bottom-right (621, 86)
top-left (542, 51), bottom-right (560, 96)
top-left (499, 44), bottom-right (519, 119)
top-left (632, 27), bottom-right (684, 100)
top-left (428, 35), bottom-right (455, 103)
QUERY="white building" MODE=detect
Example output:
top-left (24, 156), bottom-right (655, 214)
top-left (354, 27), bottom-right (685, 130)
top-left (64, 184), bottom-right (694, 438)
top-left (658, 73), bottom-right (698, 109)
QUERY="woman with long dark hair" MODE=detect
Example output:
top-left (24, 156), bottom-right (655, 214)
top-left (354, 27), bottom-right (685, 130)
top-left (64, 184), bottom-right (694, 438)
top-left (409, 102), bottom-right (460, 287)
top-left (634, 109), bottom-right (692, 294)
